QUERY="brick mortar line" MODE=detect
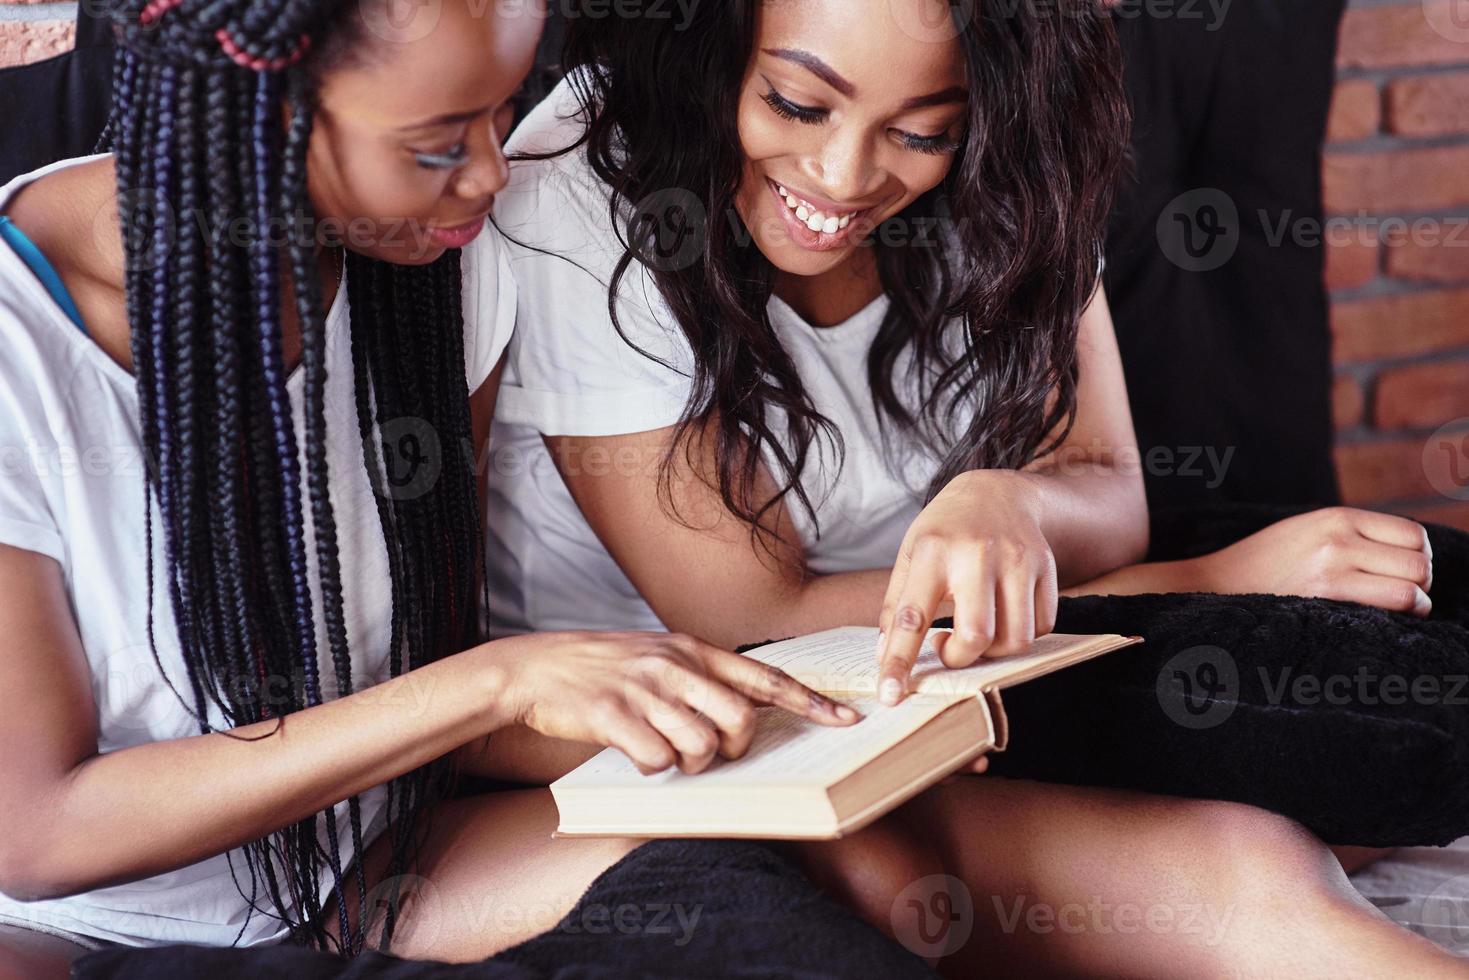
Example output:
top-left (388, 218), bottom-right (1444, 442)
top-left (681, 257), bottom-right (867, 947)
top-left (1333, 346), bottom-right (1469, 378)
top-left (1331, 277), bottom-right (1469, 303)
top-left (0, 3), bottom-right (77, 23)
top-left (1336, 349), bottom-right (1469, 375)
top-left (1325, 131), bottom-right (1469, 153)
top-left (1337, 62), bottom-right (1469, 84)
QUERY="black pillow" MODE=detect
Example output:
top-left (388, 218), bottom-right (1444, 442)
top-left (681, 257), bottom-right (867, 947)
top-left (979, 516), bottom-right (1469, 848)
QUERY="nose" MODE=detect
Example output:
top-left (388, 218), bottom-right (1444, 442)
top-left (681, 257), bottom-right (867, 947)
top-left (452, 124), bottom-right (510, 202)
top-left (805, 123), bottom-right (882, 205)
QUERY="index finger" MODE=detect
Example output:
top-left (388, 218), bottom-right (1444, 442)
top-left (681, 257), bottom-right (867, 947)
top-left (708, 651), bottom-right (861, 726)
top-left (877, 553), bottom-right (947, 706)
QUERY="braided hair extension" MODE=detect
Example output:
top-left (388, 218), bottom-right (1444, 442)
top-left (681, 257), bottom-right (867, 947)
top-left (106, 0), bottom-right (487, 955)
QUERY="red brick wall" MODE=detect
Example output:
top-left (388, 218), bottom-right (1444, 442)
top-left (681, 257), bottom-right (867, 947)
top-left (0, 0), bottom-right (75, 67)
top-left (5, 0), bottom-right (1469, 530)
top-left (1328, 0), bottom-right (1469, 531)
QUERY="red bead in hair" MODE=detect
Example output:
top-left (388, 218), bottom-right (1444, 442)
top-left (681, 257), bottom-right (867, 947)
top-left (215, 29), bottom-right (312, 72)
top-left (138, 0), bottom-right (184, 26)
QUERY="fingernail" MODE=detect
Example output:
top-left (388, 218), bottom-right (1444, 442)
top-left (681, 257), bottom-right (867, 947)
top-left (880, 677), bottom-right (903, 705)
top-left (835, 703), bottom-right (860, 722)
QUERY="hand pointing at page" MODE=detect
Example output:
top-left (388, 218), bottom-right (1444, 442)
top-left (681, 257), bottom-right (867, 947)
top-left (875, 472), bottom-right (1060, 706)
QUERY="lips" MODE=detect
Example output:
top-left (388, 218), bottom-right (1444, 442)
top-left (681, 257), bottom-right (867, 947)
top-left (425, 214), bottom-right (488, 250)
top-left (764, 178), bottom-right (875, 252)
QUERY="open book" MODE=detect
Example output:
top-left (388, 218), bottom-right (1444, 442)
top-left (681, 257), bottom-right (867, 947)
top-left (550, 626), bottom-right (1140, 839)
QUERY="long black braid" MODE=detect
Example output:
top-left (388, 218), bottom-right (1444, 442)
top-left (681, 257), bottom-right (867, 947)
top-left (106, 0), bottom-right (486, 956)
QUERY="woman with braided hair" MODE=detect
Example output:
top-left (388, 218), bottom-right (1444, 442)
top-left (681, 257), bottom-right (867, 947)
top-left (0, 0), bottom-right (875, 965)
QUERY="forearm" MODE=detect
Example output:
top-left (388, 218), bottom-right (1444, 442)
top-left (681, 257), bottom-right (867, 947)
top-left (454, 724), bottom-right (601, 785)
top-left (1062, 556), bottom-right (1209, 598)
top-left (19, 646), bottom-right (509, 901)
top-left (1007, 465), bottom-right (1149, 586)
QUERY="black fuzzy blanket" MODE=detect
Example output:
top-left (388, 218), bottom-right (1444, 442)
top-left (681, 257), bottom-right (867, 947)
top-left (982, 504), bottom-right (1469, 847)
top-left (71, 840), bottom-right (935, 979)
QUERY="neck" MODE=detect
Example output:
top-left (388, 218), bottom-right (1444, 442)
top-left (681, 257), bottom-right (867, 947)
top-left (771, 245), bottom-right (884, 327)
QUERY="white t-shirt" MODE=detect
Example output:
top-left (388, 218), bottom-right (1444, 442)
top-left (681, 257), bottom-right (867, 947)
top-left (487, 77), bottom-right (949, 636)
top-left (0, 155), bottom-right (516, 947)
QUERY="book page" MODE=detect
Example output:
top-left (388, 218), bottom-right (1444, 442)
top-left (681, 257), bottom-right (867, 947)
top-left (746, 626), bottom-right (1137, 699)
top-left (552, 695), bottom-right (958, 790)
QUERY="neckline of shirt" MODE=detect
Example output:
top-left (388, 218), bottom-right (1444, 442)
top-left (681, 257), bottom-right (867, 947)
top-left (0, 154), bottom-right (348, 399)
top-left (766, 289), bottom-right (890, 344)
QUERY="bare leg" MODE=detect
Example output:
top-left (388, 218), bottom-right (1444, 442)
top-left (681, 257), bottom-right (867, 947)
top-left (324, 787), bottom-right (952, 963)
top-left (905, 779), bottom-right (1469, 979)
top-left (323, 789), bottom-right (644, 961)
top-left (0, 923), bottom-right (94, 980)
top-left (1333, 845), bottom-right (1395, 875)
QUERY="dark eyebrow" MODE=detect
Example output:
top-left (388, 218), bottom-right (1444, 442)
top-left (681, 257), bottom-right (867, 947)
top-left (900, 86), bottom-right (969, 111)
top-left (397, 107), bottom-right (489, 132)
top-left (762, 47), bottom-right (855, 97)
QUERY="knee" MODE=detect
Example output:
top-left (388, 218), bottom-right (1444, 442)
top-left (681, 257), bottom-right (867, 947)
top-left (1164, 799), bottom-right (1337, 897)
top-left (796, 815), bottom-right (948, 941)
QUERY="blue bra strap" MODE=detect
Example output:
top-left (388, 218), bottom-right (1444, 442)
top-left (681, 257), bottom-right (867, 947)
top-left (0, 215), bottom-right (88, 335)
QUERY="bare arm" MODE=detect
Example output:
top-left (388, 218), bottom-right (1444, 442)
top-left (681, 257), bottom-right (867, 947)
top-left (548, 286), bottom-right (1147, 658)
top-left (5, 362), bottom-right (851, 897)
top-left (0, 543), bottom-right (512, 902)
top-left (1064, 506), bottom-right (1434, 616)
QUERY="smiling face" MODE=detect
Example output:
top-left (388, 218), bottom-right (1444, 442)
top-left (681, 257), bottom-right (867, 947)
top-left (303, 0), bottom-right (543, 265)
top-left (733, 0), bottom-right (968, 280)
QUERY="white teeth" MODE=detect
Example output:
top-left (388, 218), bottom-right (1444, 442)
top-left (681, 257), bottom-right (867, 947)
top-left (774, 181), bottom-right (856, 231)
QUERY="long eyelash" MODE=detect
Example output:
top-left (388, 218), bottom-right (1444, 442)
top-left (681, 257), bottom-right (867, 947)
top-left (898, 131), bottom-right (963, 156)
top-left (414, 144), bottom-right (468, 170)
top-left (761, 89), bottom-right (825, 125)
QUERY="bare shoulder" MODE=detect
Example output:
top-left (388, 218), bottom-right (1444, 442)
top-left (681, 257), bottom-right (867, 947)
top-left (4, 157), bottom-right (121, 286)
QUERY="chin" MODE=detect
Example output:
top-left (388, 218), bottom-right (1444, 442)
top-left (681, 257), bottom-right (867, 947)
top-left (376, 245), bottom-right (448, 267)
top-left (756, 238), bottom-right (856, 278)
